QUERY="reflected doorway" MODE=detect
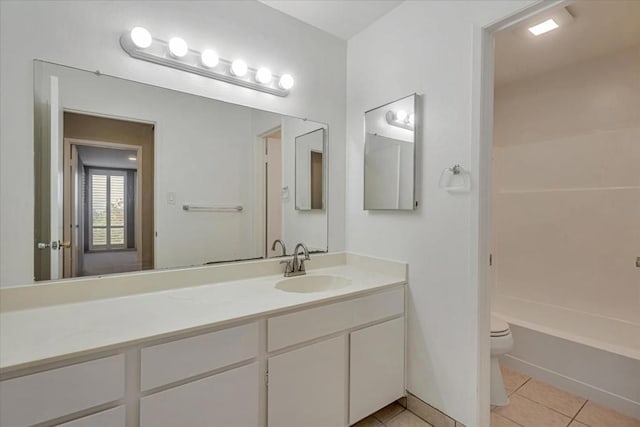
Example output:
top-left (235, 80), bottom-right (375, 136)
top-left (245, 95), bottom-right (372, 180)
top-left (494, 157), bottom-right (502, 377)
top-left (54, 112), bottom-right (155, 279)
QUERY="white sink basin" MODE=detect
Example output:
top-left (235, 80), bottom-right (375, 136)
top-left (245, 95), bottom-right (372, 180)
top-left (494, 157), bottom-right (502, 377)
top-left (275, 275), bottom-right (351, 293)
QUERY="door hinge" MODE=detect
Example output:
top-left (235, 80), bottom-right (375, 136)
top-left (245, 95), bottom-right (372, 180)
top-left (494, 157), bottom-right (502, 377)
top-left (265, 370), bottom-right (269, 387)
top-left (489, 253), bottom-right (493, 266)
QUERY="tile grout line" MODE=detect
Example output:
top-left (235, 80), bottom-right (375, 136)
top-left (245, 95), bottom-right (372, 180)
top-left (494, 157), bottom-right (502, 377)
top-left (568, 400), bottom-right (590, 426)
top-left (515, 393), bottom-right (581, 421)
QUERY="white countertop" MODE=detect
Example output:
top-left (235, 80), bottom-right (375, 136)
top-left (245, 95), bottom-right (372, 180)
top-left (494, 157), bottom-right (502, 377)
top-left (0, 261), bottom-right (405, 373)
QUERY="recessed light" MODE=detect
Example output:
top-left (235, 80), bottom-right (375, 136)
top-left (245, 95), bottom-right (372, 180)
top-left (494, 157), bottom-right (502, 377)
top-left (528, 19), bottom-right (559, 36)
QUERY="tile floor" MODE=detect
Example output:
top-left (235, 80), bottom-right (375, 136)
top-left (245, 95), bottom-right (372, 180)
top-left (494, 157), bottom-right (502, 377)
top-left (354, 366), bottom-right (640, 427)
top-left (492, 365), bottom-right (640, 427)
top-left (354, 401), bottom-right (434, 427)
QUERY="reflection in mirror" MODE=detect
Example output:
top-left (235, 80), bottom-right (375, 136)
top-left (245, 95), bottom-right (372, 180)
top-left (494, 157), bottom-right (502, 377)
top-left (295, 128), bottom-right (325, 211)
top-left (33, 60), bottom-right (328, 282)
top-left (364, 94), bottom-right (417, 210)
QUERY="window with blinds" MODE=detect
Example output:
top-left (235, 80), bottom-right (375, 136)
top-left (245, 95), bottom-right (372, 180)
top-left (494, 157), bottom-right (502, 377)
top-left (88, 169), bottom-right (127, 250)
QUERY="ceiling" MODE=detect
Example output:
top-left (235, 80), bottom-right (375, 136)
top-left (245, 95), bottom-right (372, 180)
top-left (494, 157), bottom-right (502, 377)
top-left (259, 0), bottom-right (403, 40)
top-left (77, 146), bottom-right (138, 170)
top-left (495, 1), bottom-right (640, 87)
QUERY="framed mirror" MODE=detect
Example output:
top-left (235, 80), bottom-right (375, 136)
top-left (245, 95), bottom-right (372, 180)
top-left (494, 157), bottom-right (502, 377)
top-left (295, 128), bottom-right (326, 211)
top-left (364, 94), bottom-right (417, 210)
top-left (33, 60), bottom-right (328, 283)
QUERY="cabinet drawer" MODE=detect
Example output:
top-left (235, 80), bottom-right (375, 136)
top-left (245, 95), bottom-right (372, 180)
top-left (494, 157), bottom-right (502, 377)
top-left (56, 406), bottom-right (126, 427)
top-left (268, 287), bottom-right (404, 351)
top-left (140, 362), bottom-right (259, 427)
top-left (141, 322), bottom-right (258, 390)
top-left (0, 355), bottom-right (125, 427)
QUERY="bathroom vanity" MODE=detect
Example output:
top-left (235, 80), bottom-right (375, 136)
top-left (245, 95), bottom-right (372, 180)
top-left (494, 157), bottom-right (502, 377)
top-left (0, 253), bottom-right (406, 427)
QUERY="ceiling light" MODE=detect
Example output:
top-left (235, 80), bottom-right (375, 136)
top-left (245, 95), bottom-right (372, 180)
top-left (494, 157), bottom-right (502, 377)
top-left (201, 49), bottom-right (219, 68)
top-left (128, 156), bottom-right (137, 161)
top-left (231, 59), bottom-right (248, 77)
top-left (168, 37), bottom-right (188, 57)
top-left (130, 27), bottom-right (152, 49)
top-left (255, 67), bottom-right (272, 84)
top-left (528, 19), bottom-right (559, 36)
top-left (279, 74), bottom-right (294, 90)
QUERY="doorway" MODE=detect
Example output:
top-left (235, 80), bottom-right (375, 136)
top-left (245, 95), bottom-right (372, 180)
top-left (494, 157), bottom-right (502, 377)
top-left (475, 0), bottom-right (640, 425)
top-left (61, 112), bottom-right (155, 278)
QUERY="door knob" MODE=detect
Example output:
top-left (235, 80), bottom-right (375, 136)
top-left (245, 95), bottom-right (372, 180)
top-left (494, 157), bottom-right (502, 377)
top-left (58, 241), bottom-right (71, 249)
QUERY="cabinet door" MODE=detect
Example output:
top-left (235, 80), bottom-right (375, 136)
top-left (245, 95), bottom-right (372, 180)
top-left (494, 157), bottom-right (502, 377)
top-left (349, 317), bottom-right (405, 425)
top-left (268, 335), bottom-right (347, 427)
top-left (140, 363), bottom-right (259, 427)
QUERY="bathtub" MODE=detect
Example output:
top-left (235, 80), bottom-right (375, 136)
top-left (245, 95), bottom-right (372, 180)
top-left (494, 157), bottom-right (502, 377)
top-left (492, 295), bottom-right (640, 419)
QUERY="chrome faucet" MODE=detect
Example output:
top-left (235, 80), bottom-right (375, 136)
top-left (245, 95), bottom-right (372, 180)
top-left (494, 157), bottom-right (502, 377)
top-left (280, 242), bottom-right (310, 277)
top-left (271, 239), bottom-right (287, 256)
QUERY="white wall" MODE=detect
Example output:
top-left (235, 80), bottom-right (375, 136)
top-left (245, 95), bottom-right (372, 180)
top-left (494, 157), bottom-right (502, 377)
top-left (492, 45), bottom-right (640, 325)
top-left (345, 1), bottom-right (533, 425)
top-left (0, 0), bottom-right (346, 286)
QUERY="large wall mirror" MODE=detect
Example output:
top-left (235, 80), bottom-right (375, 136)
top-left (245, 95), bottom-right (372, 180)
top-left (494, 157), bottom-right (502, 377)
top-left (364, 94), bottom-right (417, 210)
top-left (33, 60), bottom-right (328, 282)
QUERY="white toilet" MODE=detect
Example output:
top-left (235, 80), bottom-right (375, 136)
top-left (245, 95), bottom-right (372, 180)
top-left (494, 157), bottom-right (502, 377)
top-left (490, 316), bottom-right (514, 406)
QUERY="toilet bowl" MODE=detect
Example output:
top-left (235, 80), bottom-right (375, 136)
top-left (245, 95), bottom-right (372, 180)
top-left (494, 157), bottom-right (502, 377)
top-left (490, 316), bottom-right (514, 406)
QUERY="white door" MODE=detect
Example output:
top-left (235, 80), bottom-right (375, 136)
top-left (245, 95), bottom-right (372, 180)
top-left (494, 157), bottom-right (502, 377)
top-left (268, 335), bottom-right (347, 427)
top-left (50, 75), bottom-right (64, 279)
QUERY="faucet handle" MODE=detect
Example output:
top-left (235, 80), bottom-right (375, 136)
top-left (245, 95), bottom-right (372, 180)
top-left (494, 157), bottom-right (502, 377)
top-left (279, 260), bottom-right (293, 274)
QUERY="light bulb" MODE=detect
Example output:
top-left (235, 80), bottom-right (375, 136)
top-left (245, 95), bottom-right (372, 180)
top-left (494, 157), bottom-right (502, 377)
top-left (201, 49), bottom-right (219, 68)
top-left (255, 67), bottom-right (272, 84)
top-left (168, 37), bottom-right (188, 58)
top-left (278, 74), bottom-right (294, 90)
top-left (408, 113), bottom-right (415, 125)
top-left (396, 110), bottom-right (408, 122)
top-left (231, 59), bottom-right (248, 77)
top-left (130, 27), bottom-right (152, 49)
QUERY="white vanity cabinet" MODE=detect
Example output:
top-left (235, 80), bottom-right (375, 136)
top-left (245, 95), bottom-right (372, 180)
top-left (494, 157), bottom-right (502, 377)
top-left (266, 287), bottom-right (405, 427)
top-left (268, 336), bottom-right (347, 427)
top-left (140, 363), bottom-right (260, 427)
top-left (0, 355), bottom-right (125, 427)
top-left (0, 281), bottom-right (405, 427)
top-left (139, 322), bottom-right (260, 427)
top-left (349, 317), bottom-right (405, 424)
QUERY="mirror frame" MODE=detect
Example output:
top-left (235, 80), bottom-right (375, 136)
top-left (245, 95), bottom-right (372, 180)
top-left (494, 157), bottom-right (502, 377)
top-left (363, 93), bottom-right (418, 211)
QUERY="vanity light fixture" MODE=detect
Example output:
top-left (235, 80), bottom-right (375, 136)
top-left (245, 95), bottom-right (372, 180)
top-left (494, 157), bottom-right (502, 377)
top-left (255, 67), bottom-right (272, 84)
top-left (130, 27), bottom-right (152, 49)
top-left (200, 49), bottom-right (219, 68)
top-left (120, 27), bottom-right (293, 97)
top-left (168, 37), bottom-right (188, 58)
top-left (230, 59), bottom-right (248, 77)
top-left (385, 110), bottom-right (414, 131)
top-left (279, 74), bottom-right (295, 90)
top-left (528, 18), bottom-right (559, 36)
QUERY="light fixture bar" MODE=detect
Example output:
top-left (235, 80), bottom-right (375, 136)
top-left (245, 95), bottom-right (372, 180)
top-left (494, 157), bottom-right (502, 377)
top-left (385, 110), bottom-right (414, 131)
top-left (120, 32), bottom-right (291, 97)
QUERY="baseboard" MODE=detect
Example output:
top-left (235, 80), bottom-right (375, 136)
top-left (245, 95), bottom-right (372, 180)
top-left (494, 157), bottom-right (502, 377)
top-left (501, 354), bottom-right (640, 420)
